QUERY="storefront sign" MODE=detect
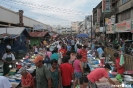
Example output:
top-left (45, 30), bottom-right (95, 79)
top-left (100, 27), bottom-right (105, 32)
top-left (97, 9), bottom-right (101, 22)
top-left (105, 18), bottom-right (109, 25)
top-left (111, 15), bottom-right (115, 24)
top-left (102, 0), bottom-right (111, 12)
top-left (95, 22), bottom-right (100, 29)
top-left (116, 21), bottom-right (131, 32)
top-left (95, 28), bottom-right (100, 32)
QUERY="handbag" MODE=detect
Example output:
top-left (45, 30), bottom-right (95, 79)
top-left (44, 52), bottom-right (51, 63)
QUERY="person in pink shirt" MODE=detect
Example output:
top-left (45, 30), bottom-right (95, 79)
top-left (77, 44), bottom-right (82, 54)
top-left (73, 54), bottom-right (84, 88)
top-left (44, 48), bottom-right (52, 68)
top-left (87, 64), bottom-right (115, 88)
top-left (45, 48), bottom-right (52, 59)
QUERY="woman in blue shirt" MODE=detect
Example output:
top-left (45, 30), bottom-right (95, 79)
top-left (51, 48), bottom-right (59, 61)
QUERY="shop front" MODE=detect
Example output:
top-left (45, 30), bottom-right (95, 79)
top-left (115, 20), bottom-right (132, 40)
top-left (106, 18), bottom-right (116, 41)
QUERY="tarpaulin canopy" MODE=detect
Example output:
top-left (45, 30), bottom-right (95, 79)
top-left (76, 34), bottom-right (89, 38)
top-left (0, 27), bottom-right (25, 38)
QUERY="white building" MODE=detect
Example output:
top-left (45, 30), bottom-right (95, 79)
top-left (71, 22), bottom-right (80, 34)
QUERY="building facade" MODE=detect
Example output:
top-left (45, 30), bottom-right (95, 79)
top-left (71, 22), bottom-right (80, 34)
top-left (93, 0), bottom-right (133, 40)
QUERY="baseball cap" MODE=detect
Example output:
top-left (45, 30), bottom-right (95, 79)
top-left (33, 55), bottom-right (43, 63)
top-left (18, 67), bottom-right (26, 73)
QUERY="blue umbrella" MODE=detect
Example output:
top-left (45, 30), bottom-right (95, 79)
top-left (76, 34), bottom-right (88, 38)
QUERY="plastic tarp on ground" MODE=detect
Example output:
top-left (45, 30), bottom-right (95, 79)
top-left (76, 34), bottom-right (89, 38)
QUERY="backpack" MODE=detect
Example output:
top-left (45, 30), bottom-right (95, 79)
top-left (44, 52), bottom-right (51, 63)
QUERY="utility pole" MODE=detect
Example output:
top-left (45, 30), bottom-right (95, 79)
top-left (91, 15), bottom-right (93, 45)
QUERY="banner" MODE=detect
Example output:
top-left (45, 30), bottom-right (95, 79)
top-left (102, 0), bottom-right (111, 12)
top-left (111, 15), bottom-right (115, 24)
top-left (105, 18), bottom-right (109, 25)
top-left (33, 24), bottom-right (44, 30)
top-left (116, 21), bottom-right (131, 32)
top-left (97, 9), bottom-right (101, 22)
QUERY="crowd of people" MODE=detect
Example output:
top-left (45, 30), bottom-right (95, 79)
top-left (0, 36), bottom-right (125, 88)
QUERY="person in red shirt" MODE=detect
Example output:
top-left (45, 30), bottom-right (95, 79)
top-left (87, 64), bottom-right (115, 88)
top-left (60, 55), bottom-right (74, 88)
top-left (59, 45), bottom-right (67, 57)
top-left (79, 45), bottom-right (88, 69)
top-left (113, 52), bottom-right (125, 74)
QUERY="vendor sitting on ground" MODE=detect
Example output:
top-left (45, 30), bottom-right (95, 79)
top-left (19, 67), bottom-right (35, 88)
top-left (87, 63), bottom-right (115, 88)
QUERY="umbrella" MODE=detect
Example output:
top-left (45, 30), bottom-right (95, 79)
top-left (76, 34), bottom-right (88, 38)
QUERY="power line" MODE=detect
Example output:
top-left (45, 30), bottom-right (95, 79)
top-left (0, 2), bottom-right (83, 21)
top-left (1, 0), bottom-right (88, 15)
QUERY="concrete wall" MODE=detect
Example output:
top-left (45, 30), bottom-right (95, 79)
top-left (118, 0), bottom-right (132, 13)
top-left (23, 16), bottom-right (47, 28)
top-left (117, 0), bottom-right (133, 23)
top-left (0, 6), bottom-right (19, 24)
top-left (0, 6), bottom-right (49, 28)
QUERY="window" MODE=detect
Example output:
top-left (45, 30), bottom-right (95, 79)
top-left (121, 10), bottom-right (131, 21)
top-left (122, 0), bottom-right (130, 4)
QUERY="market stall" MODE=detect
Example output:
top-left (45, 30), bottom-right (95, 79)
top-left (87, 50), bottom-right (133, 88)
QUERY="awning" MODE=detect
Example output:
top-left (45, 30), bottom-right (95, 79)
top-left (0, 27), bottom-right (25, 38)
top-left (28, 31), bottom-right (48, 37)
top-left (0, 27), bottom-right (25, 35)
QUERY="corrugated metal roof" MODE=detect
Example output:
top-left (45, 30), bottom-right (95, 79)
top-left (0, 27), bottom-right (25, 35)
top-left (28, 31), bottom-right (48, 37)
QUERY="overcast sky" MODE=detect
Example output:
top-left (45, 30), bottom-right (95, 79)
top-left (0, 0), bottom-right (101, 27)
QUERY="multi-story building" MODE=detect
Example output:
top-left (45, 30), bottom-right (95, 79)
top-left (78, 21), bottom-right (85, 34)
top-left (71, 22), bottom-right (79, 34)
top-left (93, 0), bottom-right (133, 40)
top-left (115, 0), bottom-right (133, 39)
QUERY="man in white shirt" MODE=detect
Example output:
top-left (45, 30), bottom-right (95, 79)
top-left (0, 76), bottom-right (12, 88)
top-left (57, 42), bottom-right (62, 51)
top-left (2, 49), bottom-right (15, 75)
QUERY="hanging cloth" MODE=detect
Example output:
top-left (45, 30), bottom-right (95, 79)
top-left (119, 52), bottom-right (125, 66)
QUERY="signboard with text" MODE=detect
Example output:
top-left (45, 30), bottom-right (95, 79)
top-left (116, 21), bottom-right (131, 32)
top-left (97, 9), bottom-right (101, 22)
top-left (111, 15), bottom-right (115, 24)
